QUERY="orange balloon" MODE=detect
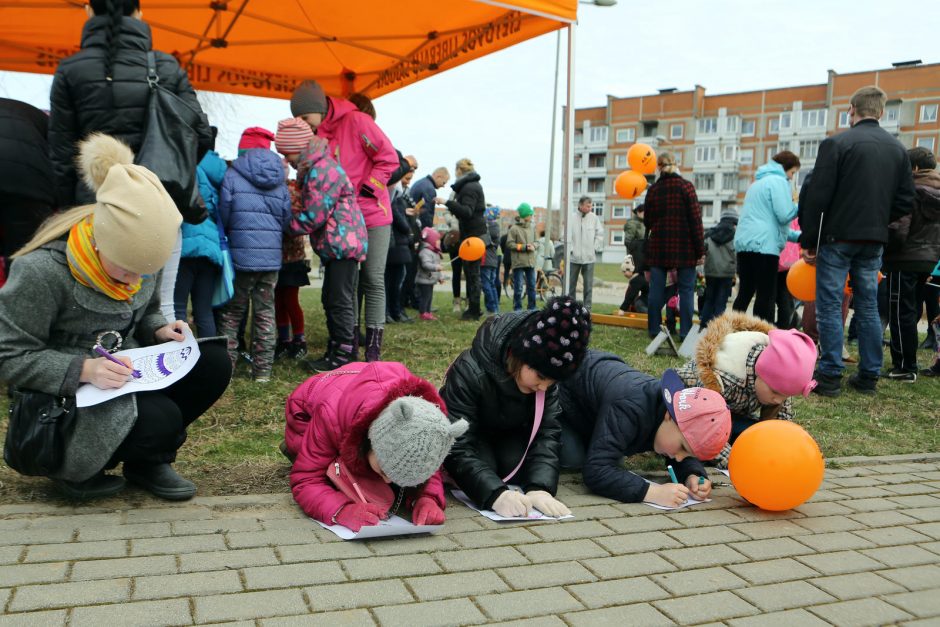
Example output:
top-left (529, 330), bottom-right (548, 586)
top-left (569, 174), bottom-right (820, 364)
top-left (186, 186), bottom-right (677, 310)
top-left (458, 236), bottom-right (486, 261)
top-left (615, 171), bottom-right (648, 200)
top-left (728, 420), bottom-right (824, 511)
top-left (844, 271), bottom-right (884, 295)
top-left (627, 143), bottom-right (657, 175)
top-left (786, 259), bottom-right (816, 302)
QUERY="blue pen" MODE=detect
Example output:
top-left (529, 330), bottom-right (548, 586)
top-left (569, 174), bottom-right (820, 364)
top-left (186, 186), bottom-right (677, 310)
top-left (699, 476), bottom-right (706, 486)
top-left (94, 345), bottom-right (141, 379)
top-left (667, 465), bottom-right (679, 484)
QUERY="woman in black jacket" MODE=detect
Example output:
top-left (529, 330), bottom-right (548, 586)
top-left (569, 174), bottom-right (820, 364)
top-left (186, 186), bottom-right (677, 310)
top-left (49, 0), bottom-right (212, 321)
top-left (440, 297), bottom-right (590, 518)
top-left (385, 181), bottom-right (416, 323)
top-left (444, 158), bottom-right (487, 320)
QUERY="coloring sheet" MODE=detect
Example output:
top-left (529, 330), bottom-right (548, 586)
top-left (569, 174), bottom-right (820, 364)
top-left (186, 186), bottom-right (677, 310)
top-left (316, 515), bottom-right (442, 540)
top-left (642, 477), bottom-right (711, 511)
top-left (76, 327), bottom-right (201, 408)
top-left (450, 487), bottom-right (575, 522)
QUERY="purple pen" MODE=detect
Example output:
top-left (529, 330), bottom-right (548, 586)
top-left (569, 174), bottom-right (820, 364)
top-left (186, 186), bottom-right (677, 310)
top-left (93, 345), bottom-right (141, 379)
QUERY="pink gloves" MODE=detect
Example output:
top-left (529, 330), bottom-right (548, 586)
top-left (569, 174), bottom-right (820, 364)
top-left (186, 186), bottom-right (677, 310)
top-left (412, 496), bottom-right (445, 526)
top-left (334, 503), bottom-right (386, 531)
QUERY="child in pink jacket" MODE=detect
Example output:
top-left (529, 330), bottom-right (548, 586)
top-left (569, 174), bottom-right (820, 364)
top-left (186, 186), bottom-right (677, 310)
top-left (285, 361), bottom-right (468, 531)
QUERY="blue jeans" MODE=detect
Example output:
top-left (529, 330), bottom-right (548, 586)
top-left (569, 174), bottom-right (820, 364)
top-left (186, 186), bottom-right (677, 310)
top-left (513, 267), bottom-right (537, 311)
top-left (648, 266), bottom-right (696, 339)
top-left (816, 242), bottom-right (884, 378)
top-left (481, 266), bottom-right (500, 313)
top-left (699, 276), bottom-right (733, 328)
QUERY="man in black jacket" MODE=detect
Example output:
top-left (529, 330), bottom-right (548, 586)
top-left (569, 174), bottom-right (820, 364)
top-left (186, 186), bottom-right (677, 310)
top-left (444, 158), bottom-right (487, 320)
top-left (799, 85), bottom-right (915, 396)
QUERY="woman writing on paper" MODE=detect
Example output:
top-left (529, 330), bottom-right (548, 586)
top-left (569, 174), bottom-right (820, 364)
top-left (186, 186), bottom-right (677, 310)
top-left (0, 135), bottom-right (230, 501)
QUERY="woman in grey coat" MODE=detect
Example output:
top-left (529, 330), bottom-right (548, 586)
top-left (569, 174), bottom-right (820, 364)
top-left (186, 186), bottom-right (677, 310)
top-left (0, 134), bottom-right (229, 500)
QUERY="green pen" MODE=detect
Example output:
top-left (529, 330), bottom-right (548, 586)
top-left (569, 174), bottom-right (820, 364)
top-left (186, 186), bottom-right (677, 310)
top-left (667, 465), bottom-right (679, 483)
top-left (699, 476), bottom-right (706, 486)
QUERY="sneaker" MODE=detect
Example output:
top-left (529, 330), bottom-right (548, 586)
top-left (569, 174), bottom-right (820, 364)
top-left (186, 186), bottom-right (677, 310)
top-left (885, 368), bottom-right (917, 383)
top-left (452, 298), bottom-right (462, 313)
top-left (461, 310), bottom-right (482, 322)
top-left (920, 337), bottom-right (939, 351)
top-left (274, 341), bottom-right (292, 361)
top-left (420, 312), bottom-right (437, 321)
top-left (254, 376), bottom-right (271, 384)
top-left (239, 350), bottom-right (254, 365)
top-left (123, 463), bottom-right (196, 500)
top-left (812, 371), bottom-right (843, 398)
top-left (54, 473), bottom-right (126, 500)
top-left (847, 373), bottom-right (877, 395)
top-left (920, 365), bottom-right (940, 378)
top-left (395, 312), bottom-right (414, 323)
top-left (287, 340), bottom-right (308, 359)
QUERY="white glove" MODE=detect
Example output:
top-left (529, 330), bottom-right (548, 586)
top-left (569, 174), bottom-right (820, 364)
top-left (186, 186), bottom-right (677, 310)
top-left (526, 490), bottom-right (570, 517)
top-left (492, 490), bottom-right (532, 517)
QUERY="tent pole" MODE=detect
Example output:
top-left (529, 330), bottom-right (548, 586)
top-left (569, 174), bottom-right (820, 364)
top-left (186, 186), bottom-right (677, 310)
top-left (561, 22), bottom-right (576, 295)
top-left (542, 29), bottom-right (561, 272)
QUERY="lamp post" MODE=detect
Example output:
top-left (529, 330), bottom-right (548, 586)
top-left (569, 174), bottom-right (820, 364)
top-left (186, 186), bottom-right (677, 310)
top-left (550, 0), bottom-right (617, 278)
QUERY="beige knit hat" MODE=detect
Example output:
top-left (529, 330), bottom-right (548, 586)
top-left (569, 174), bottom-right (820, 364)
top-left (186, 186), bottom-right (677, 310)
top-left (78, 134), bottom-right (182, 275)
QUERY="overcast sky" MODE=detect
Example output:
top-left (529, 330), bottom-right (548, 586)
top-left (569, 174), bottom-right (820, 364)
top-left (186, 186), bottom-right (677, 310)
top-left (1, 0), bottom-right (938, 210)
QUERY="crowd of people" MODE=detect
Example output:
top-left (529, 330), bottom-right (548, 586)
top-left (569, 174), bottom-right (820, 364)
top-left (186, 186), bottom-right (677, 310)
top-left (0, 2), bottom-right (936, 538)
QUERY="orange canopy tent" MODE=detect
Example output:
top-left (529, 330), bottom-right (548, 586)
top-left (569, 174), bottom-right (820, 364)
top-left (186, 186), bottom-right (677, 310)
top-left (0, 0), bottom-right (576, 99)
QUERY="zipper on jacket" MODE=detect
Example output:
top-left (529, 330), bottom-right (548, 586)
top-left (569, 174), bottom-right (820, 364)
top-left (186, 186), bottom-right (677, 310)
top-left (335, 460), bottom-right (367, 503)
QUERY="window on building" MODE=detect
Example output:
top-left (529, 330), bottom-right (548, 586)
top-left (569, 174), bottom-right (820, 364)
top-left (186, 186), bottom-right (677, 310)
top-left (615, 154), bottom-right (627, 168)
top-left (797, 168), bottom-right (813, 187)
top-left (616, 128), bottom-right (635, 143)
top-left (885, 105), bottom-right (900, 123)
top-left (766, 147), bottom-right (776, 163)
top-left (674, 151), bottom-right (683, 166)
top-left (694, 173), bottom-right (715, 191)
top-left (610, 231), bottom-right (624, 245)
top-left (768, 117), bottom-right (780, 135)
top-left (587, 178), bottom-right (605, 193)
top-left (592, 201), bottom-right (604, 217)
top-left (921, 104), bottom-right (938, 123)
top-left (742, 119), bottom-right (756, 136)
top-left (573, 179), bottom-right (582, 194)
top-left (738, 176), bottom-right (751, 192)
top-left (775, 142), bottom-right (791, 155)
top-left (838, 111), bottom-right (851, 128)
top-left (779, 112), bottom-right (792, 129)
top-left (588, 153), bottom-right (606, 168)
top-left (574, 130), bottom-right (584, 144)
top-left (917, 137), bottom-right (936, 151)
top-left (725, 116), bottom-right (739, 133)
top-left (612, 205), bottom-right (627, 219)
top-left (800, 109), bottom-right (827, 128)
top-left (799, 139), bottom-right (820, 160)
top-left (670, 123), bottom-right (684, 139)
top-left (702, 202), bottom-right (716, 221)
top-left (723, 145), bottom-right (737, 162)
top-left (642, 121), bottom-right (658, 137)
top-left (573, 154), bottom-right (582, 169)
top-left (721, 172), bottom-right (737, 191)
top-left (739, 148), bottom-right (754, 165)
top-left (697, 117), bottom-right (718, 135)
top-left (695, 145), bottom-right (718, 163)
top-left (589, 126), bottom-right (608, 143)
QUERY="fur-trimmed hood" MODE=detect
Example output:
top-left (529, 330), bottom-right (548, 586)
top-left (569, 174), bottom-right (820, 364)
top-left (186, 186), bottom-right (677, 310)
top-left (694, 311), bottom-right (773, 392)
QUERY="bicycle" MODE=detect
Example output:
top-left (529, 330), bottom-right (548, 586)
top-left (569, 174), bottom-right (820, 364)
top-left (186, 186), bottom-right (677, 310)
top-left (536, 265), bottom-right (564, 302)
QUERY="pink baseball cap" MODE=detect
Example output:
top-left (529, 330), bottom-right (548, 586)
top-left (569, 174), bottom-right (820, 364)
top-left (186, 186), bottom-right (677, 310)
top-left (661, 369), bottom-right (732, 460)
top-left (755, 329), bottom-right (818, 397)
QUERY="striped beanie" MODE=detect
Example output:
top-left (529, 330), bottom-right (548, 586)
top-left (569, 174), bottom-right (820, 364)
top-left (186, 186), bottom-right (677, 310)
top-left (275, 118), bottom-right (314, 155)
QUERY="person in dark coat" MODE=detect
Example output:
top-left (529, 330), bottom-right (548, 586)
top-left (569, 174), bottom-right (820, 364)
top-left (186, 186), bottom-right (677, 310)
top-left (643, 151), bottom-right (705, 340)
top-left (440, 297), bottom-right (590, 518)
top-left (443, 158), bottom-right (487, 320)
top-left (409, 167), bottom-right (450, 229)
top-left (385, 175), bottom-right (417, 323)
top-left (0, 98), bottom-right (56, 270)
top-left (558, 352), bottom-right (730, 507)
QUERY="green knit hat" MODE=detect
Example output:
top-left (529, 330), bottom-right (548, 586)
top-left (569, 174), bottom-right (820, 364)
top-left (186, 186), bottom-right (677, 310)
top-left (517, 202), bottom-right (533, 218)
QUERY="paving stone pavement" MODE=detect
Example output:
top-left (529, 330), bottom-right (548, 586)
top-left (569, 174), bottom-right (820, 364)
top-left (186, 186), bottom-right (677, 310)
top-left (1, 454), bottom-right (940, 626)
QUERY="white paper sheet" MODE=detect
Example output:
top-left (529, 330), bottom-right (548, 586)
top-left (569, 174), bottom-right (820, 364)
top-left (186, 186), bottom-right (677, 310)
top-left (316, 515), bottom-right (443, 540)
top-left (76, 327), bottom-right (201, 408)
top-left (450, 487), bottom-right (575, 522)
top-left (641, 478), bottom-right (711, 511)
top-left (716, 469), bottom-right (731, 478)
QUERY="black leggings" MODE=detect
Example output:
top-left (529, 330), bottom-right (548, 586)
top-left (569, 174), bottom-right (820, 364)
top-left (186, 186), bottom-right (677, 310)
top-left (733, 252), bottom-right (780, 323)
top-left (109, 341), bottom-right (231, 467)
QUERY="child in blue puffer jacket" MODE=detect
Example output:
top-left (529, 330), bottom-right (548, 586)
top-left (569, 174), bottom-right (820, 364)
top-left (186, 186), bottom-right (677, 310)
top-left (217, 127), bottom-right (292, 382)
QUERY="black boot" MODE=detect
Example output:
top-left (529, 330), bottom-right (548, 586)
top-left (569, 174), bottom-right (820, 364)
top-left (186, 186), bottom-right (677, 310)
top-left (812, 371), bottom-right (842, 398)
top-left (123, 463), bottom-right (196, 501)
top-left (274, 340), bottom-right (292, 361)
top-left (54, 473), bottom-right (126, 500)
top-left (365, 327), bottom-right (383, 362)
top-left (304, 340), bottom-right (335, 373)
top-left (848, 372), bottom-right (877, 395)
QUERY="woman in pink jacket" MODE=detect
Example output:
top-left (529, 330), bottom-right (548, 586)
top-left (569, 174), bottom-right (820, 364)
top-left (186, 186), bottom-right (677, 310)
top-left (285, 362), bottom-right (468, 531)
top-left (291, 81), bottom-right (400, 362)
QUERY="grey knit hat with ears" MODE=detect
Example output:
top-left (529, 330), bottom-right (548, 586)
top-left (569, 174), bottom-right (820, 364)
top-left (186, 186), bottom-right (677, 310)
top-left (368, 397), bottom-right (469, 487)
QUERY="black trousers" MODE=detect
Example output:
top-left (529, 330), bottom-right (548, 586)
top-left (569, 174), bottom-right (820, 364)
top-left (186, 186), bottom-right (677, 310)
top-left (464, 258), bottom-right (482, 315)
top-left (417, 284), bottom-right (435, 314)
top-left (322, 258), bottom-right (359, 345)
top-left (451, 254), bottom-right (462, 298)
top-left (109, 341), bottom-right (231, 467)
top-left (733, 252), bottom-right (780, 323)
top-left (775, 271), bottom-right (797, 329)
top-left (887, 270), bottom-right (928, 372)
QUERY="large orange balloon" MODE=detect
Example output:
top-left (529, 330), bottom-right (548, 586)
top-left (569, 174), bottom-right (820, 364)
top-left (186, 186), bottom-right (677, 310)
top-left (615, 171), bottom-right (648, 200)
top-left (844, 271), bottom-right (884, 296)
top-left (627, 143), bottom-right (657, 175)
top-left (786, 259), bottom-right (816, 302)
top-left (728, 420), bottom-right (824, 511)
top-left (458, 236), bottom-right (486, 261)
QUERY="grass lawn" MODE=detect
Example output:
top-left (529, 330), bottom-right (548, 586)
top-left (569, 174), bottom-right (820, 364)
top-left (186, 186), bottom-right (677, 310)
top-left (1, 287), bottom-right (938, 502)
top-left (592, 262), bottom-right (629, 285)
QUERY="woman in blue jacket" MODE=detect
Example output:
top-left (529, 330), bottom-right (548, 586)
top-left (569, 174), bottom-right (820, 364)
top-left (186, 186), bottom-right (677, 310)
top-left (732, 151), bottom-right (801, 322)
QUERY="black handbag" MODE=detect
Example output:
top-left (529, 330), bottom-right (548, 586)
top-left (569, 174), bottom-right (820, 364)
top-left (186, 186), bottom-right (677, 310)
top-left (136, 51), bottom-right (206, 225)
top-left (4, 389), bottom-right (77, 476)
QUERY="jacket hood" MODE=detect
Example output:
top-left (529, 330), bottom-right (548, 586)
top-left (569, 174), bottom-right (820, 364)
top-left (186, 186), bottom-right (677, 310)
top-left (513, 215), bottom-right (530, 226)
top-left (452, 171), bottom-right (481, 192)
top-left (708, 219), bottom-right (736, 245)
top-left (694, 310), bottom-right (773, 392)
top-left (231, 149), bottom-right (285, 190)
top-left (296, 136), bottom-right (331, 177)
top-left (198, 151), bottom-right (227, 188)
top-left (334, 364), bottom-right (447, 478)
top-left (755, 161), bottom-right (787, 181)
top-left (914, 169), bottom-right (940, 210)
top-left (469, 311), bottom-right (537, 391)
top-left (81, 15), bottom-right (151, 51)
top-left (317, 97), bottom-right (358, 137)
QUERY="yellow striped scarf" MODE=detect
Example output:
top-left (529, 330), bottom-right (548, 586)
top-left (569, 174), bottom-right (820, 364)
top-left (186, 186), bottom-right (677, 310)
top-left (66, 216), bottom-right (141, 301)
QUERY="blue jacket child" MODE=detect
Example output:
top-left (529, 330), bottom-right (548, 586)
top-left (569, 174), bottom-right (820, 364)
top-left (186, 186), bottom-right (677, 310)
top-left (219, 149), bottom-right (292, 271)
top-left (180, 150), bottom-right (226, 267)
top-left (734, 161), bottom-right (800, 257)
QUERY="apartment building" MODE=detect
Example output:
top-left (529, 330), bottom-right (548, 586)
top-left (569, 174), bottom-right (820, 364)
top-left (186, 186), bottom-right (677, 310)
top-left (571, 62), bottom-right (940, 263)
